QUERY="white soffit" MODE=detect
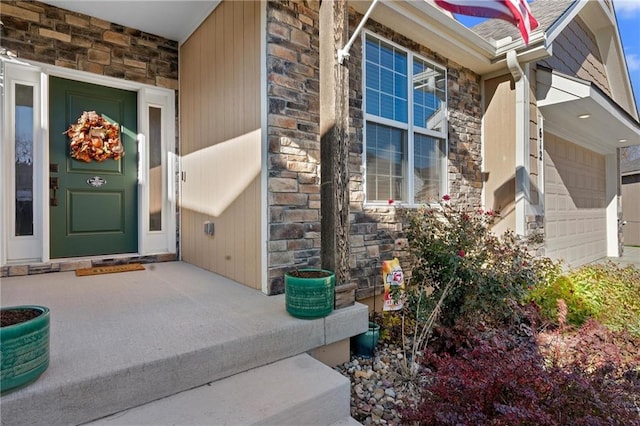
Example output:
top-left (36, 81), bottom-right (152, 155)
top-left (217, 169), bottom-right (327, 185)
top-left (537, 69), bottom-right (640, 154)
top-left (40, 1), bottom-right (219, 44)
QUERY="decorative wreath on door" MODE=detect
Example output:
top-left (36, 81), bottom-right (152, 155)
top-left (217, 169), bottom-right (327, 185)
top-left (64, 111), bottom-right (124, 162)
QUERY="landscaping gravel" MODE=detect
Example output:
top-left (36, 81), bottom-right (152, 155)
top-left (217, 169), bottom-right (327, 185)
top-left (335, 343), bottom-right (423, 425)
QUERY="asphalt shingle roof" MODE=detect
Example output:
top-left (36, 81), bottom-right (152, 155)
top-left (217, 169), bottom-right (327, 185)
top-left (470, 0), bottom-right (575, 42)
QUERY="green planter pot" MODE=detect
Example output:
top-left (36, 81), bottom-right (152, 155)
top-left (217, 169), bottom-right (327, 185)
top-left (1, 305), bottom-right (50, 393)
top-left (353, 322), bottom-right (380, 358)
top-left (285, 269), bottom-right (335, 319)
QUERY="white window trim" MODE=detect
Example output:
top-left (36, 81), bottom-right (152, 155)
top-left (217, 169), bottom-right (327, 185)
top-left (138, 88), bottom-right (177, 256)
top-left (1, 61), bottom-right (44, 264)
top-left (362, 31), bottom-right (448, 207)
top-left (1, 57), bottom-right (176, 265)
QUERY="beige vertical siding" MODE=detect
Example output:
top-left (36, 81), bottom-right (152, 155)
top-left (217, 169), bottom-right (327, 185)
top-left (483, 74), bottom-right (516, 234)
top-left (544, 134), bottom-right (607, 265)
top-left (537, 17), bottom-right (611, 97)
top-left (622, 177), bottom-right (640, 246)
top-left (179, 0), bottom-right (262, 289)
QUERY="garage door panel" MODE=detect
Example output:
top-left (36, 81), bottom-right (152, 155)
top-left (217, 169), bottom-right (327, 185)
top-left (545, 135), bottom-right (606, 266)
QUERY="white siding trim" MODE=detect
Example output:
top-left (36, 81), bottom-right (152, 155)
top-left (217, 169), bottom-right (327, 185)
top-left (507, 50), bottom-right (530, 236)
top-left (2, 61), bottom-right (45, 263)
top-left (605, 153), bottom-right (619, 257)
top-left (260, 0), bottom-right (268, 294)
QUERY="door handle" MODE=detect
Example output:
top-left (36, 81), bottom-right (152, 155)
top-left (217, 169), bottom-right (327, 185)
top-left (50, 177), bottom-right (59, 206)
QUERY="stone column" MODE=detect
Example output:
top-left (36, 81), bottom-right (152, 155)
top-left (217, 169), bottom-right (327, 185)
top-left (320, 0), bottom-right (355, 308)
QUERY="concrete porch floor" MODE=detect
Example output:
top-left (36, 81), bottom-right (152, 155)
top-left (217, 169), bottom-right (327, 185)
top-left (609, 245), bottom-right (640, 267)
top-left (0, 261), bottom-right (368, 425)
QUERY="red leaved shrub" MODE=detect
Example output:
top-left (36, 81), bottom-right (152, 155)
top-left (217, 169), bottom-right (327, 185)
top-left (403, 318), bottom-right (640, 425)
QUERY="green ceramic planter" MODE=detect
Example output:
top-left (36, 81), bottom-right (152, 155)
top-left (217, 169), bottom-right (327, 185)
top-left (353, 322), bottom-right (380, 358)
top-left (285, 269), bottom-right (335, 319)
top-left (1, 305), bottom-right (50, 393)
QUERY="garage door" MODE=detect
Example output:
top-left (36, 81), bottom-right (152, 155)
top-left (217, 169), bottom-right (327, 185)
top-left (544, 134), bottom-right (607, 266)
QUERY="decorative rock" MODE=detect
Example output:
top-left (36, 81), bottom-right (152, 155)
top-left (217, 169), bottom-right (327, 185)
top-left (354, 370), bottom-right (370, 379)
top-left (335, 342), bottom-right (422, 425)
top-left (373, 388), bottom-right (385, 400)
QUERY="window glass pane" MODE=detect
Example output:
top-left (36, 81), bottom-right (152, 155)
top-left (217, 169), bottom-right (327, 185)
top-left (366, 62), bottom-right (380, 90)
top-left (148, 106), bottom-right (162, 231)
top-left (394, 53), bottom-right (407, 73)
top-left (414, 134), bottom-right (443, 203)
top-left (413, 58), bottom-right (446, 132)
top-left (15, 84), bottom-right (34, 236)
top-left (395, 98), bottom-right (407, 123)
top-left (380, 94), bottom-right (394, 120)
top-left (365, 35), bottom-right (408, 123)
top-left (366, 89), bottom-right (380, 116)
top-left (415, 106), bottom-right (424, 123)
top-left (380, 44), bottom-right (394, 69)
top-left (366, 122), bottom-right (406, 202)
top-left (380, 68), bottom-right (394, 95)
top-left (394, 75), bottom-right (407, 101)
top-left (365, 38), bottom-right (379, 63)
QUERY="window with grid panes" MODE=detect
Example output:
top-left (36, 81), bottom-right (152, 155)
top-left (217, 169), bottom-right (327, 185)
top-left (364, 33), bottom-right (447, 204)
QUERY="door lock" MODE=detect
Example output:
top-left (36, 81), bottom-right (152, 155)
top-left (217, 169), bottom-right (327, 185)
top-left (50, 177), bottom-right (59, 206)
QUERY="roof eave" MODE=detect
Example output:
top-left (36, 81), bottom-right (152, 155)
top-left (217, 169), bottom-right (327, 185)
top-left (537, 68), bottom-right (640, 155)
top-left (349, 0), bottom-right (501, 74)
top-left (491, 31), bottom-right (551, 68)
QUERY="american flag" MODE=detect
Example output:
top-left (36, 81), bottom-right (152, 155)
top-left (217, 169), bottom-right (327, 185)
top-left (434, 0), bottom-right (540, 44)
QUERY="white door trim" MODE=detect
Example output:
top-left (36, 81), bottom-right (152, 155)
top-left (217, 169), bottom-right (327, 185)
top-left (1, 57), bottom-right (177, 265)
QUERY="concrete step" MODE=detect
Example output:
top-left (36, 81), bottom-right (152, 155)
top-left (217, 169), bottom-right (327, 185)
top-left (0, 262), bottom-right (369, 426)
top-left (330, 417), bottom-right (362, 425)
top-left (86, 354), bottom-right (352, 426)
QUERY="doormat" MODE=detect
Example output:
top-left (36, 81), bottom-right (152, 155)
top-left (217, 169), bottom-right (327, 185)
top-left (75, 263), bottom-right (145, 277)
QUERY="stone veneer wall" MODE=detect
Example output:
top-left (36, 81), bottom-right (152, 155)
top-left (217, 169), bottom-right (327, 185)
top-left (0, 1), bottom-right (178, 89)
top-left (264, 3), bottom-right (482, 298)
top-left (266, 1), bottom-right (321, 295)
top-left (0, 1), bottom-right (179, 277)
top-left (345, 11), bottom-right (483, 299)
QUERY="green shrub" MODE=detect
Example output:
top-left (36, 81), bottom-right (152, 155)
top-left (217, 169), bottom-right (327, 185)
top-left (528, 262), bottom-right (640, 337)
top-left (403, 199), bottom-right (560, 349)
top-left (375, 310), bottom-right (415, 344)
top-left (527, 275), bottom-right (596, 327)
top-left (569, 263), bottom-right (640, 336)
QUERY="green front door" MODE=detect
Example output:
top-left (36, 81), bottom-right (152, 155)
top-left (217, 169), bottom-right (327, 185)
top-left (49, 77), bottom-right (138, 258)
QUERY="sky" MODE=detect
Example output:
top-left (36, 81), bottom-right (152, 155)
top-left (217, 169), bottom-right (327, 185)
top-left (614, 0), bottom-right (640, 111)
top-left (455, 0), bottom-right (640, 114)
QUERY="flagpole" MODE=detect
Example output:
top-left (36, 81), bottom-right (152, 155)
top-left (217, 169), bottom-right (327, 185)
top-left (337, 0), bottom-right (380, 64)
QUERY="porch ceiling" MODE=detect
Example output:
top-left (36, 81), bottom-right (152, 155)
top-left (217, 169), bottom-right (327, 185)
top-left (536, 68), bottom-right (640, 155)
top-left (40, 1), bottom-right (219, 43)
